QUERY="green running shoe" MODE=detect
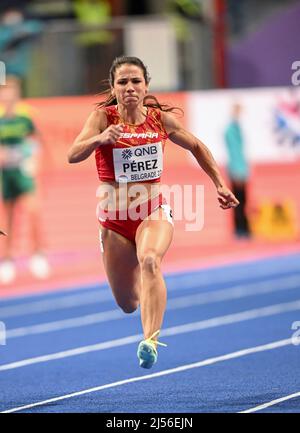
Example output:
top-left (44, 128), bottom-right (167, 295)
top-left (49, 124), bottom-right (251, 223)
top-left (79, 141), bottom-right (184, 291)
top-left (137, 330), bottom-right (166, 369)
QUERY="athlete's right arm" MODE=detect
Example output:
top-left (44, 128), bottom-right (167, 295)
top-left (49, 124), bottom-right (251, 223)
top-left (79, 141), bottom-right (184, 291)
top-left (68, 110), bottom-right (123, 163)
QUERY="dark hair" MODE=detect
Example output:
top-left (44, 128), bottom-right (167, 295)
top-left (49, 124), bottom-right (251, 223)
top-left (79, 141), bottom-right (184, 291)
top-left (96, 56), bottom-right (182, 114)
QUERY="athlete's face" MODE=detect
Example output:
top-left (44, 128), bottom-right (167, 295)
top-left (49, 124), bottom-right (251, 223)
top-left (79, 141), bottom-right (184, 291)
top-left (112, 64), bottom-right (148, 107)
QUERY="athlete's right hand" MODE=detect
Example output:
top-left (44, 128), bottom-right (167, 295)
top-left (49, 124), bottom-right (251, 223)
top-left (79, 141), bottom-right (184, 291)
top-left (94, 124), bottom-right (124, 146)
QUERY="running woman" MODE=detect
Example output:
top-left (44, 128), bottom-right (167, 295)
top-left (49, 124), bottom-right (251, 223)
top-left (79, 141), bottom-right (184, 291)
top-left (68, 56), bottom-right (239, 369)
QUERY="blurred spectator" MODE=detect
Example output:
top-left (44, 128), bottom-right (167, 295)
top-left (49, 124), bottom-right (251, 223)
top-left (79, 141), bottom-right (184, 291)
top-left (0, 7), bottom-right (43, 83)
top-left (0, 76), bottom-right (50, 284)
top-left (224, 103), bottom-right (251, 238)
top-left (73, 0), bottom-right (112, 45)
top-left (167, 0), bottom-right (204, 40)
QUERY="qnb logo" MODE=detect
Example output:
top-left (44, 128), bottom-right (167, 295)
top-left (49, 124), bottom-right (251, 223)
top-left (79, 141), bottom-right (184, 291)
top-left (291, 61), bottom-right (300, 86)
top-left (291, 321), bottom-right (300, 346)
top-left (0, 61), bottom-right (6, 85)
top-left (0, 321), bottom-right (6, 345)
top-left (121, 149), bottom-right (133, 160)
top-left (134, 146), bottom-right (158, 157)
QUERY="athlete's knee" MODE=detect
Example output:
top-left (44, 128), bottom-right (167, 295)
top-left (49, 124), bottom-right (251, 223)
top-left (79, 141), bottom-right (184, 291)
top-left (118, 300), bottom-right (139, 314)
top-left (139, 251), bottom-right (161, 274)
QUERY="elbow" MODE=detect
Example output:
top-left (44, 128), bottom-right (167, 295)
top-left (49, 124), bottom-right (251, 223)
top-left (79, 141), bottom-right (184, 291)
top-left (67, 143), bottom-right (80, 163)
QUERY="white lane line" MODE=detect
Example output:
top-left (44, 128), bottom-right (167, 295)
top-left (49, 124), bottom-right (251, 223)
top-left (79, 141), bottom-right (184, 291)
top-left (0, 290), bottom-right (112, 319)
top-left (0, 334), bottom-right (143, 372)
top-left (239, 391), bottom-right (300, 413)
top-left (0, 280), bottom-right (103, 305)
top-left (162, 299), bottom-right (300, 338)
top-left (1, 299), bottom-right (300, 372)
top-left (168, 274), bottom-right (300, 308)
top-left (1, 337), bottom-right (293, 413)
top-left (5, 275), bottom-right (300, 339)
top-left (168, 261), bottom-right (300, 292)
top-left (6, 309), bottom-right (126, 338)
top-left (1, 260), bottom-right (299, 315)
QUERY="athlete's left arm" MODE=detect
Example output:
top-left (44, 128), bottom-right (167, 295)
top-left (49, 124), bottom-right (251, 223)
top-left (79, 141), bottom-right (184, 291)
top-left (161, 111), bottom-right (239, 210)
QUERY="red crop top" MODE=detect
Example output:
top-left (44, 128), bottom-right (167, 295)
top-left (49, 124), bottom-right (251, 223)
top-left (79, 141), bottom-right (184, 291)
top-left (95, 105), bottom-right (169, 183)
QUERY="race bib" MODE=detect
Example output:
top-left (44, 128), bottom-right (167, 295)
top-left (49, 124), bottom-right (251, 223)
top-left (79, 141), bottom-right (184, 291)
top-left (113, 142), bottom-right (163, 183)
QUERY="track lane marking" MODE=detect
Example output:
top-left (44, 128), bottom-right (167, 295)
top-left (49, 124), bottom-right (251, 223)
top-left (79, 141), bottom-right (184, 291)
top-left (5, 275), bottom-right (300, 338)
top-left (0, 290), bottom-right (112, 318)
top-left (239, 391), bottom-right (300, 413)
top-left (1, 299), bottom-right (300, 371)
top-left (1, 257), bottom-right (299, 314)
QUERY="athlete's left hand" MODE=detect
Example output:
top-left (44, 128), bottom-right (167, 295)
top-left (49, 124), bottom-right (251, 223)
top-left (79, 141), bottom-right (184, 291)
top-left (217, 186), bottom-right (239, 210)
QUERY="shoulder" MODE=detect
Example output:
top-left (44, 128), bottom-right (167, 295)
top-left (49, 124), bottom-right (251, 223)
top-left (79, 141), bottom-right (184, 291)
top-left (160, 111), bottom-right (183, 135)
top-left (147, 108), bottom-right (180, 128)
top-left (100, 105), bottom-right (120, 126)
top-left (86, 109), bottom-right (108, 132)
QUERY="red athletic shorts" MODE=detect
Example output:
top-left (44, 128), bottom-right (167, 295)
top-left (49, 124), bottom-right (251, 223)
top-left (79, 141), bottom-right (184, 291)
top-left (97, 194), bottom-right (171, 243)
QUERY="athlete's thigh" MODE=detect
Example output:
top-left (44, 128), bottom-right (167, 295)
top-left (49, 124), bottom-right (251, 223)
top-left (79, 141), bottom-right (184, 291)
top-left (100, 226), bottom-right (141, 304)
top-left (135, 208), bottom-right (174, 262)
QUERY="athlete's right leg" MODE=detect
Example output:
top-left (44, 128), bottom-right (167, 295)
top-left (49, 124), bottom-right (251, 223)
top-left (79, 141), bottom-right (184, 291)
top-left (100, 226), bottom-right (141, 313)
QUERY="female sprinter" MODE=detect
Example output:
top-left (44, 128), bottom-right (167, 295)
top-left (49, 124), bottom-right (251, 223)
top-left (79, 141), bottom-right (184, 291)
top-left (68, 56), bottom-right (239, 369)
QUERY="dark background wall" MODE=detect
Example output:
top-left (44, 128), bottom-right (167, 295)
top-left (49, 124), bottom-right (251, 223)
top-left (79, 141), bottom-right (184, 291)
top-left (227, 1), bottom-right (300, 87)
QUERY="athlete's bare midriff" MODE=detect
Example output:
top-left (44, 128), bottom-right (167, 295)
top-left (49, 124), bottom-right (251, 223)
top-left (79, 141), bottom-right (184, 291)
top-left (96, 180), bottom-right (160, 212)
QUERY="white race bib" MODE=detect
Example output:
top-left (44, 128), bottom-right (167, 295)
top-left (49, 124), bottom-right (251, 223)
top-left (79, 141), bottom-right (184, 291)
top-left (113, 142), bottom-right (163, 183)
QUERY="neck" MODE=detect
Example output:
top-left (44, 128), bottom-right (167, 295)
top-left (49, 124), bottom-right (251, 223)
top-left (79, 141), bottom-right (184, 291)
top-left (117, 103), bottom-right (147, 125)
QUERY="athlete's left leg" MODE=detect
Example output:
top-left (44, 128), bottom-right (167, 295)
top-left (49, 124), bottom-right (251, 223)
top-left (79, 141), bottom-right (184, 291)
top-left (135, 207), bottom-right (174, 342)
